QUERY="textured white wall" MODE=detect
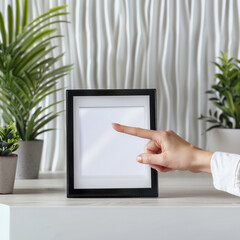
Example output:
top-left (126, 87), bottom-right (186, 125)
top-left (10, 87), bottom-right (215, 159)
top-left (1, 0), bottom-right (239, 171)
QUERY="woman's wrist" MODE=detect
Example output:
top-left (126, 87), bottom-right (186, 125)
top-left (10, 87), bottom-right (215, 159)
top-left (191, 147), bottom-right (213, 174)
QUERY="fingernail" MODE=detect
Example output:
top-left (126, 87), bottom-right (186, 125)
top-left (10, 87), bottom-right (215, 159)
top-left (136, 156), bottom-right (142, 163)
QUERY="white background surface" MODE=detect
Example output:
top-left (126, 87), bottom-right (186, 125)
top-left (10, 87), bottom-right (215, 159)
top-left (1, 0), bottom-right (239, 171)
top-left (73, 96), bottom-right (151, 189)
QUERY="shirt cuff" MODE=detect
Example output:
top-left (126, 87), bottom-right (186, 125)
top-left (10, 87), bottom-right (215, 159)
top-left (211, 152), bottom-right (240, 197)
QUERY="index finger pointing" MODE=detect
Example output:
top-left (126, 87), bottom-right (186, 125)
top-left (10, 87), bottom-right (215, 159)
top-left (112, 123), bottom-right (156, 140)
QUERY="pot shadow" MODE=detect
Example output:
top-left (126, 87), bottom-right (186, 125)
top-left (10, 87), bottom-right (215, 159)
top-left (13, 188), bottom-right (65, 195)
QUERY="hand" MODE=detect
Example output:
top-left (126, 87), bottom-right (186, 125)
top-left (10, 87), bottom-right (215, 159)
top-left (112, 123), bottom-right (212, 174)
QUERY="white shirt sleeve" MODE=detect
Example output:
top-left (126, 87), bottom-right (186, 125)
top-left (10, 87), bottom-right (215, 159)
top-left (211, 152), bottom-right (240, 197)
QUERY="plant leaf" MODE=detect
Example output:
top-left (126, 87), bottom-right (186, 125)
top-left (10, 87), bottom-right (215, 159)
top-left (0, 13), bottom-right (7, 45)
top-left (206, 124), bottom-right (224, 132)
top-left (28, 5), bottom-right (68, 26)
top-left (22, 0), bottom-right (29, 30)
top-left (7, 5), bottom-right (13, 44)
top-left (15, 0), bottom-right (20, 37)
top-left (32, 128), bottom-right (56, 139)
top-left (30, 113), bottom-right (59, 139)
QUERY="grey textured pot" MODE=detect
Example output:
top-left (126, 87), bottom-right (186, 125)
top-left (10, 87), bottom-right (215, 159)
top-left (15, 140), bottom-right (43, 179)
top-left (208, 129), bottom-right (240, 154)
top-left (0, 154), bottom-right (18, 194)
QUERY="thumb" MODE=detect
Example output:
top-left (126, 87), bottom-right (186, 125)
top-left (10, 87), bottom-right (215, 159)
top-left (136, 153), bottom-right (162, 165)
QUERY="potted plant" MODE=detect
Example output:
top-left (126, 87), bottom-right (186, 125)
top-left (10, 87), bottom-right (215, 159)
top-left (0, 0), bottom-right (72, 178)
top-left (199, 52), bottom-right (240, 154)
top-left (0, 122), bottom-right (21, 194)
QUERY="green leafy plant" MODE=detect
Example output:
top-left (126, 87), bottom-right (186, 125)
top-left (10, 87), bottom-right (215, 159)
top-left (199, 52), bottom-right (240, 131)
top-left (0, 122), bottom-right (21, 156)
top-left (0, 0), bottom-right (72, 140)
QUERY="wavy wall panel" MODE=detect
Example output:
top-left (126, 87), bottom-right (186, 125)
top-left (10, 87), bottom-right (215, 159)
top-left (1, 0), bottom-right (239, 171)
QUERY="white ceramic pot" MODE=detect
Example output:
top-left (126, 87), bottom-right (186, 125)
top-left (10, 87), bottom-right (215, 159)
top-left (15, 140), bottom-right (43, 179)
top-left (0, 154), bottom-right (18, 194)
top-left (208, 129), bottom-right (240, 154)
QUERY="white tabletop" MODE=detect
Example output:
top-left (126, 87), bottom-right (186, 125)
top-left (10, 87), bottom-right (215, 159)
top-left (1, 172), bottom-right (240, 240)
top-left (0, 171), bottom-right (239, 207)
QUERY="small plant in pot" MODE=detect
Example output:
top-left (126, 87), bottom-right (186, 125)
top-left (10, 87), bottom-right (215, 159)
top-left (0, 122), bottom-right (21, 194)
top-left (199, 52), bottom-right (240, 154)
top-left (0, 1), bottom-right (72, 178)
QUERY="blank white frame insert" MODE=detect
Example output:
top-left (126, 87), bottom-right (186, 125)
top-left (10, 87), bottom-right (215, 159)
top-left (73, 95), bottom-right (151, 189)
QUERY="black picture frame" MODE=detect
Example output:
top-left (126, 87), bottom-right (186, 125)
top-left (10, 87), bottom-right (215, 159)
top-left (66, 89), bottom-right (158, 198)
